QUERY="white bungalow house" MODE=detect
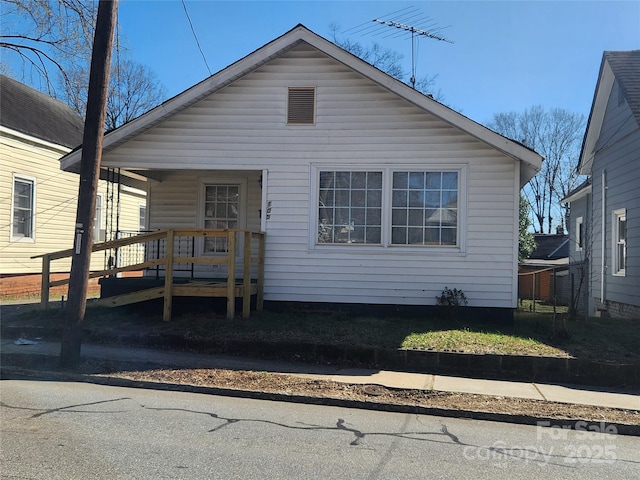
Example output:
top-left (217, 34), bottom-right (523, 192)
top-left (562, 50), bottom-right (640, 320)
top-left (0, 75), bottom-right (146, 299)
top-left (59, 25), bottom-right (542, 320)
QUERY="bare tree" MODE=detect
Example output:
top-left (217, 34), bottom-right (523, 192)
top-left (1, 0), bottom-right (95, 94)
top-left (66, 59), bottom-right (167, 131)
top-left (329, 24), bottom-right (441, 99)
top-left (487, 106), bottom-right (586, 233)
top-left (106, 60), bottom-right (166, 130)
top-left (2, 0), bottom-right (166, 129)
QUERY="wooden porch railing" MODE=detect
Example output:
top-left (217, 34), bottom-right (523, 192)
top-left (33, 229), bottom-right (265, 321)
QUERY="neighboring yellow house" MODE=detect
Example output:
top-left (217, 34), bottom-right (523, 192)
top-left (0, 75), bottom-right (146, 298)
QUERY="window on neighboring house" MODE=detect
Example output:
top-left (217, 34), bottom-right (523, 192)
top-left (139, 204), bottom-right (147, 232)
top-left (613, 209), bottom-right (626, 276)
top-left (94, 194), bottom-right (105, 242)
top-left (287, 87), bottom-right (315, 125)
top-left (576, 216), bottom-right (584, 251)
top-left (203, 184), bottom-right (239, 253)
top-left (316, 168), bottom-right (462, 248)
top-left (11, 175), bottom-right (35, 241)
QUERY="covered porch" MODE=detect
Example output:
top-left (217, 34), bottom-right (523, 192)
top-left (36, 229), bottom-right (265, 320)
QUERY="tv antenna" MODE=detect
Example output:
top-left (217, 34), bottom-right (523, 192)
top-left (373, 17), bottom-right (453, 89)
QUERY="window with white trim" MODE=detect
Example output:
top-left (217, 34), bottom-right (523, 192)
top-left (203, 184), bottom-right (239, 253)
top-left (613, 208), bottom-right (626, 276)
top-left (392, 171), bottom-right (458, 246)
top-left (11, 175), bottom-right (35, 241)
top-left (576, 216), bottom-right (584, 251)
top-left (318, 171), bottom-right (382, 244)
top-left (315, 168), bottom-right (462, 248)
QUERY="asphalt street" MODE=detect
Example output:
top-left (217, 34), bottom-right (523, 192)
top-left (2, 380), bottom-right (639, 479)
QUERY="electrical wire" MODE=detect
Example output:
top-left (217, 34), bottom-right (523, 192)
top-left (593, 113), bottom-right (634, 155)
top-left (181, 0), bottom-right (212, 76)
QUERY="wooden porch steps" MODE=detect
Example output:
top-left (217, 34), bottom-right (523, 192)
top-left (34, 229), bottom-right (265, 321)
top-left (93, 282), bottom-right (260, 309)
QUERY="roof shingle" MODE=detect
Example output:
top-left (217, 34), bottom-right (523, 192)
top-left (0, 75), bottom-right (83, 148)
top-left (605, 50), bottom-right (640, 126)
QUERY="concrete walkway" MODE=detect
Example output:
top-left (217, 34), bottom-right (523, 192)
top-left (2, 338), bottom-right (638, 411)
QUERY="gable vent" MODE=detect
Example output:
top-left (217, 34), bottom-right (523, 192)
top-left (287, 87), bottom-right (315, 125)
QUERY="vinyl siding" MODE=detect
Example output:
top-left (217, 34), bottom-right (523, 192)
top-left (114, 44), bottom-right (520, 308)
top-left (567, 195), bottom-right (590, 314)
top-left (1, 129), bottom-right (146, 275)
top-left (148, 170), bottom-right (262, 278)
top-left (589, 80), bottom-right (640, 308)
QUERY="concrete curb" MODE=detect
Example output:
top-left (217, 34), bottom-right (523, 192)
top-left (2, 364), bottom-right (639, 437)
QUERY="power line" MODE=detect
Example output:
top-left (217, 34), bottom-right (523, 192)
top-left (181, 0), bottom-right (212, 76)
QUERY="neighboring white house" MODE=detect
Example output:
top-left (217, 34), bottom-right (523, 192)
top-left (60, 25), bottom-right (542, 319)
top-left (562, 50), bottom-right (640, 320)
top-left (0, 75), bottom-right (146, 298)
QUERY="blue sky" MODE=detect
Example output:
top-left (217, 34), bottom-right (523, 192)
top-left (114, 0), bottom-right (639, 124)
top-left (4, 1), bottom-right (638, 125)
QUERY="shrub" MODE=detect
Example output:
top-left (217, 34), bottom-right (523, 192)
top-left (436, 287), bottom-right (468, 308)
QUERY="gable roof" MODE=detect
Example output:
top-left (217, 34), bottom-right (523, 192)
top-left (578, 50), bottom-right (640, 174)
top-left (0, 74), bottom-right (83, 148)
top-left (606, 51), bottom-right (640, 126)
top-left (530, 234), bottom-right (569, 260)
top-left (60, 24), bottom-right (542, 185)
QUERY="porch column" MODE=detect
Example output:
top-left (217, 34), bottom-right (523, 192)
top-left (163, 230), bottom-right (175, 321)
top-left (226, 230), bottom-right (236, 319)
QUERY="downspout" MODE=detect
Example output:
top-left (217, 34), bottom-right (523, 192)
top-left (600, 170), bottom-right (606, 303)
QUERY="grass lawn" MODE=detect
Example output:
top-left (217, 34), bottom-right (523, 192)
top-left (4, 299), bottom-right (639, 363)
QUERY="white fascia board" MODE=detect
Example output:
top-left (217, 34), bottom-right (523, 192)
top-left (118, 169), bottom-right (151, 183)
top-left (578, 59), bottom-right (613, 176)
top-left (60, 28), bottom-right (309, 173)
top-left (1, 125), bottom-right (72, 155)
top-left (560, 184), bottom-right (591, 204)
top-left (548, 239), bottom-right (569, 259)
top-left (121, 184), bottom-right (147, 196)
top-left (60, 25), bottom-right (543, 180)
top-left (300, 29), bottom-right (543, 182)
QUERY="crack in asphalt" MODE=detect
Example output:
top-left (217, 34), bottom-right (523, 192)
top-left (4, 397), bottom-right (638, 469)
top-left (1, 398), bottom-right (131, 418)
top-left (366, 413), bottom-right (413, 480)
top-left (440, 423), bottom-right (463, 444)
top-left (134, 404), bottom-right (640, 469)
top-left (336, 418), bottom-right (365, 445)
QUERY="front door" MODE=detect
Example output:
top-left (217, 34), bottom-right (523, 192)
top-left (203, 184), bottom-right (240, 254)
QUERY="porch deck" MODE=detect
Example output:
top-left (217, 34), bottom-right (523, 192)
top-left (96, 276), bottom-right (260, 312)
top-left (34, 229), bottom-right (265, 320)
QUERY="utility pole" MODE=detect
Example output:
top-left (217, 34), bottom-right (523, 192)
top-left (60, 0), bottom-right (119, 367)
